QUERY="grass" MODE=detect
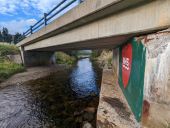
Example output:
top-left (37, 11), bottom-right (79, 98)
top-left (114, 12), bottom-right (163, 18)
top-left (0, 59), bottom-right (25, 82)
top-left (55, 52), bottom-right (76, 66)
top-left (0, 44), bottom-right (24, 82)
top-left (0, 44), bottom-right (20, 56)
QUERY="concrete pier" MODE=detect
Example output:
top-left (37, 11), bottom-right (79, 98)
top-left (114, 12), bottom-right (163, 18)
top-left (97, 29), bottom-right (170, 128)
top-left (20, 48), bottom-right (55, 67)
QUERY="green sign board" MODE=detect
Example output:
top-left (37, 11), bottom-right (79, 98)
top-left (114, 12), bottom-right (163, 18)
top-left (118, 38), bottom-right (146, 122)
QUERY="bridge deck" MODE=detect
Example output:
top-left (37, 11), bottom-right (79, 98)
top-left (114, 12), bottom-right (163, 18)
top-left (16, 0), bottom-right (170, 51)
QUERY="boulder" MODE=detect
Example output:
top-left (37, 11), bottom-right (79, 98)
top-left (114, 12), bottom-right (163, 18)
top-left (82, 121), bottom-right (93, 128)
top-left (83, 112), bottom-right (94, 122)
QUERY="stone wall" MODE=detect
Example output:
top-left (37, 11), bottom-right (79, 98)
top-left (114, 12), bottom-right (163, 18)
top-left (7, 54), bottom-right (22, 64)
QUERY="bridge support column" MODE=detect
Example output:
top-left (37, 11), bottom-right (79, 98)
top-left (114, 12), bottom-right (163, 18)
top-left (20, 47), bottom-right (56, 67)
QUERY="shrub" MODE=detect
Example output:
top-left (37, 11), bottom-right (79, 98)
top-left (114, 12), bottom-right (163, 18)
top-left (55, 52), bottom-right (76, 66)
top-left (0, 44), bottom-right (24, 82)
top-left (0, 44), bottom-right (20, 56)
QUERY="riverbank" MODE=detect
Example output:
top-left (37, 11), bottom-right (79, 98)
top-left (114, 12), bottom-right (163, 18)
top-left (0, 65), bottom-right (67, 89)
top-left (0, 43), bottom-right (24, 82)
top-left (91, 50), bottom-right (112, 69)
top-left (55, 52), bottom-right (76, 66)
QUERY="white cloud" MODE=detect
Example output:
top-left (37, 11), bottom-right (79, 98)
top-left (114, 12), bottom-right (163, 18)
top-left (31, 0), bottom-right (61, 13)
top-left (0, 0), bottom-right (64, 15)
top-left (0, 0), bottom-right (78, 34)
top-left (26, 19), bottom-right (37, 25)
top-left (0, 19), bottom-right (37, 34)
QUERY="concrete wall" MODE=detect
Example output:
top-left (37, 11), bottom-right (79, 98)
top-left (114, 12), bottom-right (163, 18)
top-left (141, 31), bottom-right (170, 103)
top-left (7, 54), bottom-right (22, 64)
top-left (20, 48), bottom-right (55, 67)
top-left (97, 69), bottom-right (139, 128)
top-left (112, 48), bottom-right (119, 78)
top-left (140, 30), bottom-right (170, 127)
top-left (111, 29), bottom-right (170, 127)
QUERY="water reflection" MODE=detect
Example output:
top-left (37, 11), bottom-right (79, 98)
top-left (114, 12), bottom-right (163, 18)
top-left (70, 58), bottom-right (99, 98)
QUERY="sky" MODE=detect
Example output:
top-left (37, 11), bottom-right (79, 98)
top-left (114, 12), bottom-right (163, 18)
top-left (0, 0), bottom-right (78, 35)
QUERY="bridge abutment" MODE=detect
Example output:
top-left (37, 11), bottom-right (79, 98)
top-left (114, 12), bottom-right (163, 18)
top-left (20, 47), bottom-right (56, 67)
top-left (97, 29), bottom-right (170, 128)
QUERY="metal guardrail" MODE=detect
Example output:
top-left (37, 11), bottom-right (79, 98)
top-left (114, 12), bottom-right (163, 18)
top-left (19, 0), bottom-right (83, 42)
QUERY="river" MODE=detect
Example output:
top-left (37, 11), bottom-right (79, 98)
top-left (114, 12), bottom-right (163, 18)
top-left (0, 58), bottom-right (102, 128)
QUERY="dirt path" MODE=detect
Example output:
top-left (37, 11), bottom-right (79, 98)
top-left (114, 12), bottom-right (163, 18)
top-left (0, 65), bottom-right (66, 89)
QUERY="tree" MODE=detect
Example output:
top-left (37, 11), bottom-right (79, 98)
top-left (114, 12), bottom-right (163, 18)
top-left (1, 27), bottom-right (12, 43)
top-left (0, 27), bottom-right (24, 44)
top-left (6, 34), bottom-right (12, 43)
top-left (0, 31), bottom-right (3, 42)
top-left (14, 33), bottom-right (21, 44)
top-left (2, 27), bottom-right (8, 42)
top-left (14, 33), bottom-right (25, 44)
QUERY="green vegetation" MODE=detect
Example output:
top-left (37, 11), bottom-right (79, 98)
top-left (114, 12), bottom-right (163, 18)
top-left (90, 50), bottom-right (101, 59)
top-left (108, 56), bottom-right (112, 66)
top-left (0, 44), bottom-right (24, 82)
top-left (0, 59), bottom-right (25, 82)
top-left (55, 52), bottom-right (76, 66)
top-left (76, 50), bottom-right (91, 56)
top-left (91, 50), bottom-right (113, 69)
top-left (0, 44), bottom-right (20, 56)
top-left (0, 27), bottom-right (24, 44)
top-left (75, 50), bottom-right (91, 59)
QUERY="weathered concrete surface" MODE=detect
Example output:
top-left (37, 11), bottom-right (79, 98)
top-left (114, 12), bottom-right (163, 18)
top-left (18, 0), bottom-right (170, 51)
top-left (7, 54), bottom-right (22, 64)
top-left (20, 49), bottom-right (55, 67)
top-left (139, 29), bottom-right (170, 128)
top-left (109, 29), bottom-right (170, 127)
top-left (97, 69), bottom-right (139, 128)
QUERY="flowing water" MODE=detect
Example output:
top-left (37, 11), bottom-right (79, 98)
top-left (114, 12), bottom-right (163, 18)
top-left (0, 58), bottom-right (102, 128)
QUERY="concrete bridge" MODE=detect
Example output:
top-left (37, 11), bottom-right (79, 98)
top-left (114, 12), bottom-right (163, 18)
top-left (17, 0), bottom-right (170, 127)
top-left (17, 0), bottom-right (170, 66)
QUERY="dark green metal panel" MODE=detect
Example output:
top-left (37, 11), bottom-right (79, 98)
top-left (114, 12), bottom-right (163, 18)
top-left (118, 38), bottom-right (146, 122)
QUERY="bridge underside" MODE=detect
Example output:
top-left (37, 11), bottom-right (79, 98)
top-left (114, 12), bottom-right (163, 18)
top-left (18, 0), bottom-right (170, 66)
top-left (27, 34), bottom-right (133, 51)
top-left (21, 34), bottom-right (133, 67)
